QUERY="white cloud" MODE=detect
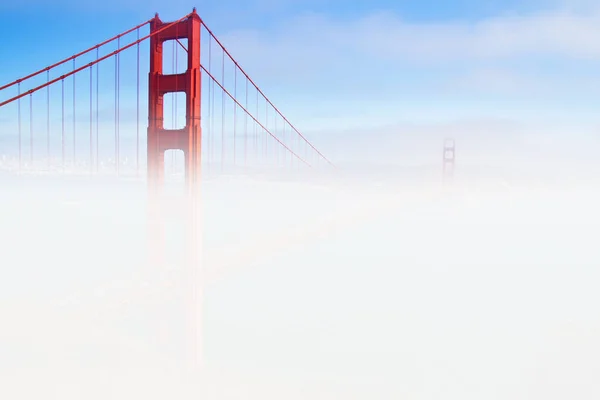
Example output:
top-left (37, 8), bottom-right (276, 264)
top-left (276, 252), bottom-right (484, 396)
top-left (301, 116), bottom-right (600, 171)
top-left (5, 2), bottom-right (600, 165)
top-left (221, 9), bottom-right (600, 70)
top-left (449, 68), bottom-right (534, 94)
top-left (209, 7), bottom-right (600, 141)
top-left (362, 11), bottom-right (600, 60)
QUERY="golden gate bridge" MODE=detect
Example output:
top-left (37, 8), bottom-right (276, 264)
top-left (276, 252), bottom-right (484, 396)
top-left (0, 10), bottom-right (459, 397)
top-left (0, 8), bottom-right (334, 179)
top-left (0, 10), bottom-right (347, 390)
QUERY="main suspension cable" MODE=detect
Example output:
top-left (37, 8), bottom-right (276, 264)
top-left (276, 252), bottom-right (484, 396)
top-left (0, 13), bottom-right (192, 109)
top-left (0, 19), bottom-right (152, 92)
top-left (200, 20), bottom-right (333, 167)
top-left (201, 64), bottom-right (309, 166)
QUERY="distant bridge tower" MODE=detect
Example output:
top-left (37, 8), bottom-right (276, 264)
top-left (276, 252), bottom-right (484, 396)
top-left (443, 138), bottom-right (455, 183)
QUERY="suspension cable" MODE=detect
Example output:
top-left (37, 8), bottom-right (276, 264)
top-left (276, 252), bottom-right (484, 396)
top-left (73, 59), bottom-right (76, 166)
top-left (117, 36), bottom-right (121, 175)
top-left (114, 45), bottom-right (118, 174)
top-left (0, 13), bottom-right (193, 109)
top-left (200, 20), bottom-right (333, 167)
top-left (96, 48), bottom-right (99, 172)
top-left (274, 108), bottom-right (278, 166)
top-left (245, 77), bottom-right (248, 167)
top-left (255, 87), bottom-right (258, 163)
top-left (29, 93), bottom-right (33, 166)
top-left (282, 118), bottom-right (286, 166)
top-left (207, 34), bottom-right (212, 172)
top-left (200, 64), bottom-right (309, 166)
top-left (265, 98), bottom-right (268, 160)
top-left (61, 78), bottom-right (65, 171)
top-left (89, 65), bottom-right (93, 174)
top-left (0, 19), bottom-right (152, 92)
top-left (211, 38), bottom-right (216, 171)
top-left (233, 67), bottom-right (237, 166)
top-left (18, 82), bottom-right (21, 172)
top-left (171, 38), bottom-right (175, 172)
top-left (221, 50), bottom-right (225, 171)
top-left (46, 71), bottom-right (50, 167)
top-left (136, 27), bottom-right (140, 176)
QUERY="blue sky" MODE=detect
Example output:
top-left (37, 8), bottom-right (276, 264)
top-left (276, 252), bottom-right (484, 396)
top-left (1, 0), bottom-right (600, 168)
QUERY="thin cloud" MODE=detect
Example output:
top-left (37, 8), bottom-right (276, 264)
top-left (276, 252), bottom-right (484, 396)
top-left (209, 8), bottom-right (600, 133)
top-left (220, 9), bottom-right (600, 70)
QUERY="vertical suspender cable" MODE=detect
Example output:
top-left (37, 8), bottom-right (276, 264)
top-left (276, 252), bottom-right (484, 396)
top-left (207, 35), bottom-right (212, 172)
top-left (171, 39), bottom-right (175, 173)
top-left (211, 39), bottom-right (216, 170)
top-left (89, 65), bottom-right (93, 174)
top-left (255, 89), bottom-right (258, 163)
top-left (265, 99), bottom-right (268, 160)
top-left (175, 32), bottom-right (179, 173)
top-left (18, 83), bottom-right (21, 172)
top-left (61, 79), bottom-right (65, 171)
top-left (73, 59), bottom-right (76, 167)
top-left (114, 45), bottom-right (119, 173)
top-left (287, 123), bottom-right (291, 168)
top-left (96, 48), bottom-right (99, 172)
top-left (233, 67), bottom-right (237, 166)
top-left (245, 78), bottom-right (248, 167)
top-left (117, 37), bottom-right (121, 176)
top-left (29, 94), bottom-right (33, 166)
top-left (136, 28), bottom-right (140, 176)
top-left (221, 50), bottom-right (225, 172)
top-left (174, 28), bottom-right (178, 173)
top-left (47, 71), bottom-right (50, 167)
top-left (114, 41), bottom-right (118, 174)
top-left (282, 119), bottom-right (285, 166)
top-left (305, 135), bottom-right (308, 165)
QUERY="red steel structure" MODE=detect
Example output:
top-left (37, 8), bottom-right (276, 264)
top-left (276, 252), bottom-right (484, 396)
top-left (148, 10), bottom-right (202, 191)
top-left (145, 14), bottom-right (204, 347)
top-left (0, 9), bottom-right (332, 177)
top-left (0, 7), bottom-right (335, 378)
top-left (0, 8), bottom-right (336, 278)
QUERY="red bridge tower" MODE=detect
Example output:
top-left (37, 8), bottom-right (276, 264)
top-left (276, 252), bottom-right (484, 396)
top-left (148, 10), bottom-right (202, 190)
top-left (146, 11), bottom-right (204, 369)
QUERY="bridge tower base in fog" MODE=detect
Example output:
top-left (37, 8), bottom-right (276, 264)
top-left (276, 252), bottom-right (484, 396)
top-left (443, 138), bottom-right (455, 184)
top-left (146, 9), bottom-right (204, 376)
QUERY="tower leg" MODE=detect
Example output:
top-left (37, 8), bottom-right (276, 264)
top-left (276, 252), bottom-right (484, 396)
top-left (146, 9), bottom-right (204, 387)
top-left (443, 138), bottom-right (455, 185)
